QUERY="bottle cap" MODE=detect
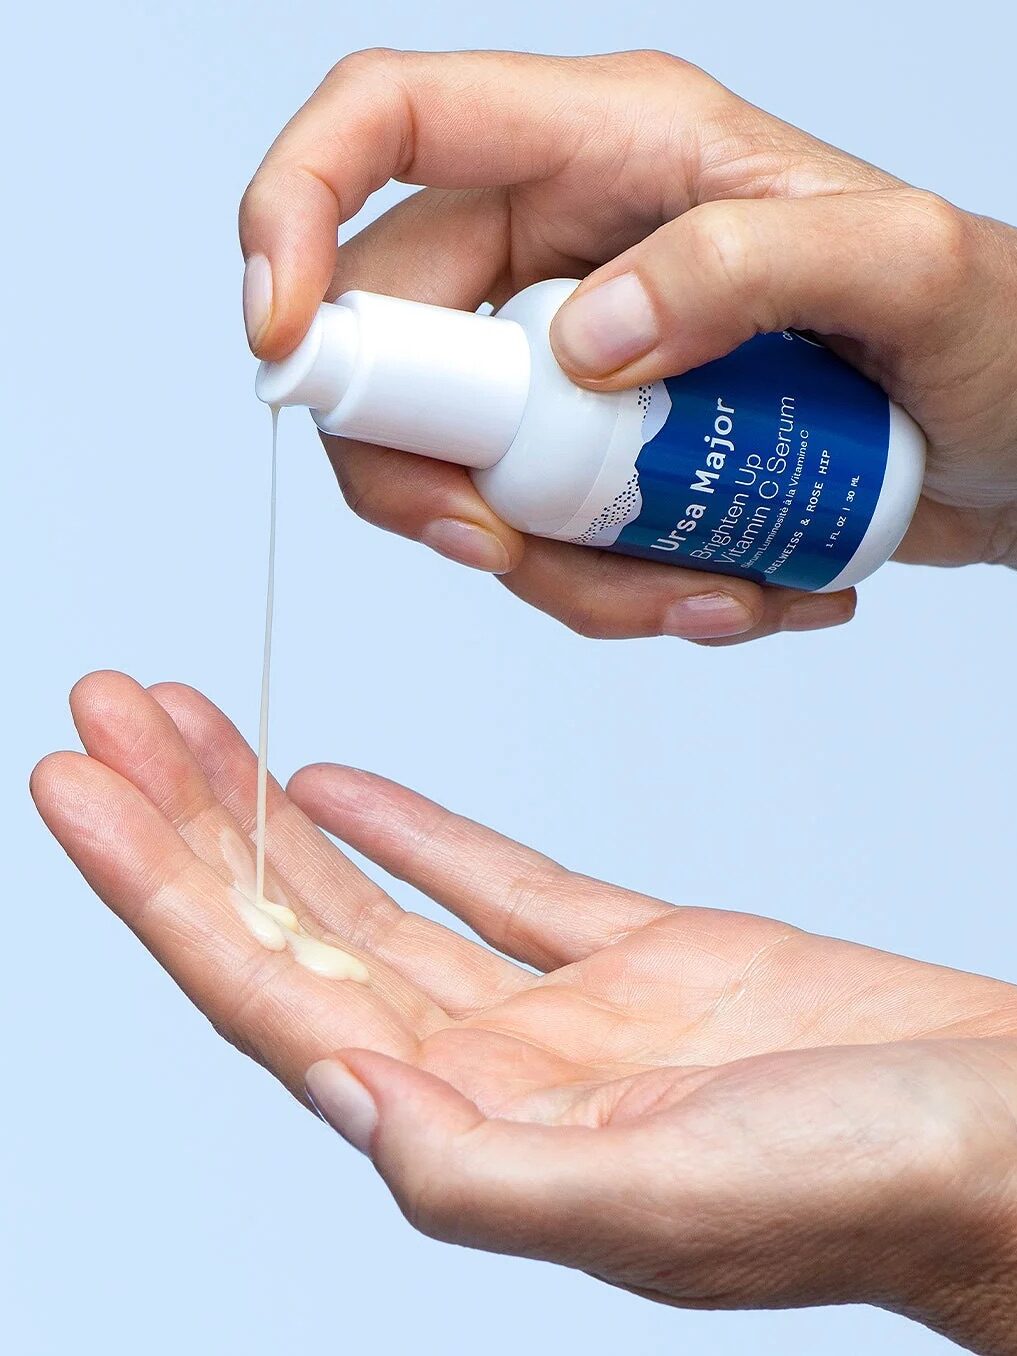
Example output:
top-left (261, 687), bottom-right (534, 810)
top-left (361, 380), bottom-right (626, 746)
top-left (256, 291), bottom-right (532, 470)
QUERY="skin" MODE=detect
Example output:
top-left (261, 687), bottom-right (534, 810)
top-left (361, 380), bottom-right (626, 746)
top-left (31, 672), bottom-right (1017, 1350)
top-left (239, 49), bottom-right (1017, 644)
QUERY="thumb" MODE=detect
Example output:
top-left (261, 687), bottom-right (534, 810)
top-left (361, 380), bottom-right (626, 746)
top-left (305, 1051), bottom-right (617, 1261)
top-left (549, 187), bottom-right (973, 389)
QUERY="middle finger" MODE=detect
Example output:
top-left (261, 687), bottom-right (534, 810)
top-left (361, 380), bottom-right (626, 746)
top-left (149, 679), bottom-right (533, 1017)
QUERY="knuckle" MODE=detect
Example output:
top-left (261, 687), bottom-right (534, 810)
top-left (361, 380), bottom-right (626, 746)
top-left (237, 183), bottom-right (253, 234)
top-left (687, 204), bottom-right (763, 307)
top-left (618, 48), bottom-right (680, 73)
top-left (559, 596), bottom-right (615, 639)
top-left (331, 457), bottom-right (389, 528)
top-left (900, 191), bottom-right (974, 289)
top-left (237, 177), bottom-right (263, 237)
top-left (612, 48), bottom-right (706, 85)
top-left (499, 865), bottom-right (564, 951)
top-left (324, 46), bottom-right (400, 86)
top-left (213, 952), bottom-right (283, 1059)
top-left (396, 1164), bottom-right (468, 1245)
top-left (985, 507), bottom-right (1017, 567)
top-left (555, 551), bottom-right (651, 640)
top-left (239, 163), bottom-right (299, 239)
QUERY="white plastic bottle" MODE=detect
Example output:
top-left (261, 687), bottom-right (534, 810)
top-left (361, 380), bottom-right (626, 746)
top-left (256, 279), bottom-right (926, 592)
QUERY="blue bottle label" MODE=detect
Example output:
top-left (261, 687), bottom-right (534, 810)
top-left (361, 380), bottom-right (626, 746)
top-left (608, 332), bottom-right (890, 591)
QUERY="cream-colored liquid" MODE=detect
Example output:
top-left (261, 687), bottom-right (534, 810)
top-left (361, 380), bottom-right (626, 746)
top-left (254, 406), bottom-right (279, 908)
top-left (229, 407), bottom-right (367, 985)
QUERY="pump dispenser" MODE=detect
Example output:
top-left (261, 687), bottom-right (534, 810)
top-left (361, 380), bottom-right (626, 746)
top-left (257, 278), bottom-right (926, 593)
top-left (256, 291), bottom-right (531, 468)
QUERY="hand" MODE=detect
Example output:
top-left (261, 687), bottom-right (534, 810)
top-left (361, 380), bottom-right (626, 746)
top-left (240, 49), bottom-right (1017, 645)
top-left (33, 671), bottom-right (1017, 1350)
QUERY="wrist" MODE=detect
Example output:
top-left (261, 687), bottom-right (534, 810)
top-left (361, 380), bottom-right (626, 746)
top-left (896, 1267), bottom-right (1017, 1355)
top-left (885, 1045), bottom-right (1017, 1353)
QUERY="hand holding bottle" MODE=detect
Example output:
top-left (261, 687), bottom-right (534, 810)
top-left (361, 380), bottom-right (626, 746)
top-left (241, 49), bottom-right (1017, 642)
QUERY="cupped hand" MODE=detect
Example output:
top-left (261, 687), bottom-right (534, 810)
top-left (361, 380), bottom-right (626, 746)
top-left (33, 671), bottom-right (1017, 1350)
top-left (241, 49), bottom-right (1017, 645)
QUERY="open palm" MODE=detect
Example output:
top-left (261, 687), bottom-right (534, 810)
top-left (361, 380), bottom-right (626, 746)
top-left (32, 671), bottom-right (1017, 1344)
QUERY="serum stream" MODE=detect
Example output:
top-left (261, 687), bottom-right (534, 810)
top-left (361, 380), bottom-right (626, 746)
top-left (231, 406), bottom-right (367, 985)
top-left (254, 405), bottom-right (279, 909)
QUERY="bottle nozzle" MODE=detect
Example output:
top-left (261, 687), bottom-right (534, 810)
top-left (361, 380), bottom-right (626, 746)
top-left (255, 303), bottom-right (359, 410)
top-left (253, 290), bottom-right (531, 469)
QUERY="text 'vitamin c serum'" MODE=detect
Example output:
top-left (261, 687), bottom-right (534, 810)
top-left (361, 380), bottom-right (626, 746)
top-left (256, 280), bottom-right (926, 593)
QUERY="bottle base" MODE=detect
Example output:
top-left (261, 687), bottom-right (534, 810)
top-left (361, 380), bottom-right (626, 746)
top-left (815, 402), bottom-right (926, 593)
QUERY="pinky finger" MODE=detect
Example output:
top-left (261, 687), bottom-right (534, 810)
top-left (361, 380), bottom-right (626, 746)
top-left (500, 537), bottom-right (856, 642)
top-left (693, 585), bottom-right (857, 647)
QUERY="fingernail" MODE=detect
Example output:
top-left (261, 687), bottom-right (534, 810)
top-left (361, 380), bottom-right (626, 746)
top-left (305, 1060), bottom-right (377, 1156)
top-left (553, 273), bottom-right (658, 376)
top-left (663, 593), bottom-right (755, 639)
top-left (243, 253), bottom-right (273, 350)
top-left (420, 518), bottom-right (512, 573)
top-left (781, 594), bottom-right (855, 632)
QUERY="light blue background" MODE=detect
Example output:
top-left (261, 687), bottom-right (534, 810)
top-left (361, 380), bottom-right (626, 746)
top-left (5, 2), bottom-right (1016, 1352)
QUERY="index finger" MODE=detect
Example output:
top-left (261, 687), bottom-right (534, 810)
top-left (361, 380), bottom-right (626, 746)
top-left (238, 48), bottom-right (706, 357)
top-left (239, 49), bottom-right (581, 357)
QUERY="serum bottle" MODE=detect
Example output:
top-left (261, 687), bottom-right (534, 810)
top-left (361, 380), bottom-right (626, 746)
top-left (256, 279), bottom-right (926, 592)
